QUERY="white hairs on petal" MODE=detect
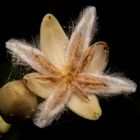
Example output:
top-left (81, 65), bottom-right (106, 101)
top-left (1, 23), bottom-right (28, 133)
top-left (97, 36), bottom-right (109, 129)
top-left (69, 6), bottom-right (97, 49)
top-left (6, 39), bottom-right (48, 74)
top-left (89, 73), bottom-right (137, 96)
top-left (33, 85), bottom-right (71, 128)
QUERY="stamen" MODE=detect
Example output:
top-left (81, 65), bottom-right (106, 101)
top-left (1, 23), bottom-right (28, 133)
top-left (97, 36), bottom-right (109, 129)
top-left (75, 46), bottom-right (95, 73)
top-left (33, 54), bottom-right (60, 75)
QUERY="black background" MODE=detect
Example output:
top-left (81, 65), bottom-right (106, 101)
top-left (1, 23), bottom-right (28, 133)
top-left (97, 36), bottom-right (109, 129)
top-left (0, 0), bottom-right (140, 139)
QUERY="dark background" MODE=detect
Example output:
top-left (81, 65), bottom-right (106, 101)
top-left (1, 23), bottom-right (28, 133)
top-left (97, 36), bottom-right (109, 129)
top-left (0, 0), bottom-right (140, 139)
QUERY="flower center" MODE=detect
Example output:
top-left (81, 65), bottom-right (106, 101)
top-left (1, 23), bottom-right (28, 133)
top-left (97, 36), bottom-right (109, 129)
top-left (61, 65), bottom-right (77, 84)
top-left (61, 65), bottom-right (69, 76)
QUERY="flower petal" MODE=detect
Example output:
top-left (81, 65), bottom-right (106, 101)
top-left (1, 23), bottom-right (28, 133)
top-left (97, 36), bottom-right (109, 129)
top-left (6, 40), bottom-right (60, 75)
top-left (67, 94), bottom-right (102, 120)
top-left (33, 83), bottom-right (71, 128)
top-left (78, 73), bottom-right (137, 96)
top-left (67, 7), bottom-right (96, 72)
top-left (40, 14), bottom-right (69, 68)
top-left (0, 116), bottom-right (11, 134)
top-left (23, 72), bottom-right (58, 98)
top-left (85, 41), bottom-right (109, 73)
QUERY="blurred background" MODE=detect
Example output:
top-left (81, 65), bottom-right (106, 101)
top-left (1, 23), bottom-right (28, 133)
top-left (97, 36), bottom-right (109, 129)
top-left (0, 0), bottom-right (140, 139)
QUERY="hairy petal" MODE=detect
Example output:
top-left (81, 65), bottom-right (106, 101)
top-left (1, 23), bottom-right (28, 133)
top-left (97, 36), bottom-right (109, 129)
top-left (67, 7), bottom-right (96, 72)
top-left (77, 73), bottom-right (137, 96)
top-left (69, 6), bottom-right (96, 49)
top-left (6, 40), bottom-right (60, 75)
top-left (23, 72), bottom-right (59, 98)
top-left (84, 41), bottom-right (109, 73)
top-left (33, 83), bottom-right (71, 128)
top-left (67, 94), bottom-right (102, 120)
top-left (40, 14), bottom-right (69, 68)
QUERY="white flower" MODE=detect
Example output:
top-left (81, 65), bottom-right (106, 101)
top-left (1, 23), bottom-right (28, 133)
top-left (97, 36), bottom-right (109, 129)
top-left (6, 6), bottom-right (136, 128)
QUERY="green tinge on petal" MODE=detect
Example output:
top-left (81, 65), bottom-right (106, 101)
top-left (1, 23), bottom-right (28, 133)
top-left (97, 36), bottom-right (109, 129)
top-left (40, 14), bottom-right (69, 68)
top-left (67, 94), bottom-right (102, 120)
top-left (0, 116), bottom-right (11, 134)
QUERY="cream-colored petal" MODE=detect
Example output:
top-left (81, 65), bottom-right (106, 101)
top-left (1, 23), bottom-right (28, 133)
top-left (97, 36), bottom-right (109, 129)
top-left (67, 94), bottom-right (102, 120)
top-left (40, 14), bottom-right (69, 68)
top-left (85, 41), bottom-right (109, 73)
top-left (23, 72), bottom-right (56, 98)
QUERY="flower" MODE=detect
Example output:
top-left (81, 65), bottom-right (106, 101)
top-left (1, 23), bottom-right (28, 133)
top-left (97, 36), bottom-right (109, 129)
top-left (6, 6), bottom-right (136, 128)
